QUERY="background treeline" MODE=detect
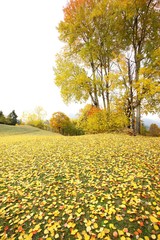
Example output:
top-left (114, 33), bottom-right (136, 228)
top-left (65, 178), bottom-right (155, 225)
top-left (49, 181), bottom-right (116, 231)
top-left (1, 106), bottom-right (159, 136)
top-left (0, 110), bottom-right (18, 125)
top-left (54, 0), bottom-right (160, 135)
top-left (49, 106), bottom-right (160, 137)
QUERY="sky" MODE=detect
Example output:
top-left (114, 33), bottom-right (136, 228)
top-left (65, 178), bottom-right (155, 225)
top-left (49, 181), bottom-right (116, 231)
top-left (0, 0), bottom-right (159, 123)
top-left (0, 0), bottom-right (85, 119)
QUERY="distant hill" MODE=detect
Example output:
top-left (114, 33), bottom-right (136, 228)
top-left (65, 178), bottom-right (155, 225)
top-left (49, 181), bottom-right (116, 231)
top-left (0, 124), bottom-right (58, 136)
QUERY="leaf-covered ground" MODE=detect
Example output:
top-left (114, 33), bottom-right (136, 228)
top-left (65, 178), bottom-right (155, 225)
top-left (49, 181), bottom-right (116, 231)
top-left (0, 134), bottom-right (160, 240)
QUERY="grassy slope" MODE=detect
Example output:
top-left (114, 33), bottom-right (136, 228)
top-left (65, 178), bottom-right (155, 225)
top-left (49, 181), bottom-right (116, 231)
top-left (0, 124), bottom-right (58, 136)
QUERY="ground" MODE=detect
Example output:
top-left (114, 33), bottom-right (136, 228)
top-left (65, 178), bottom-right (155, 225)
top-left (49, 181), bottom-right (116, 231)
top-left (0, 125), bottom-right (160, 239)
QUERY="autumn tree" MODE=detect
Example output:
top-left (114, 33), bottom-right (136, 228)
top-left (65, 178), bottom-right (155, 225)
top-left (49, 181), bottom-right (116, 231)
top-left (115, 0), bottom-right (160, 134)
top-left (50, 112), bottom-right (71, 134)
top-left (54, 51), bottom-right (91, 104)
top-left (149, 123), bottom-right (160, 136)
top-left (56, 0), bottom-right (119, 111)
top-left (55, 0), bottom-right (160, 134)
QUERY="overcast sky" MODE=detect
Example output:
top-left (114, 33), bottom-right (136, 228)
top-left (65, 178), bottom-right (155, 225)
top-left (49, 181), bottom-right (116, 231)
top-left (0, 0), bottom-right (86, 119)
top-left (0, 0), bottom-right (159, 122)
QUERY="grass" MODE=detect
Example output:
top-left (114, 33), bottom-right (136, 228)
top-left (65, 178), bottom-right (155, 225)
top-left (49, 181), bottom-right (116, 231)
top-left (0, 124), bottom-right (58, 136)
top-left (0, 131), bottom-right (159, 239)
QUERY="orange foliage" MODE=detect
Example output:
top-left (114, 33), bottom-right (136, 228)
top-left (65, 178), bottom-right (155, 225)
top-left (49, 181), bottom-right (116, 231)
top-left (86, 106), bottom-right (101, 117)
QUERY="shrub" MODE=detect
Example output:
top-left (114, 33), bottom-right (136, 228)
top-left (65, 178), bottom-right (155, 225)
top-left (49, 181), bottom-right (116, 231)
top-left (50, 112), bottom-right (84, 136)
top-left (77, 105), bottom-right (128, 134)
top-left (149, 123), bottom-right (160, 137)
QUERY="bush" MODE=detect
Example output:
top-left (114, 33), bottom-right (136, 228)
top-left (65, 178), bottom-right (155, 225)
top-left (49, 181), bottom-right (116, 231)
top-left (50, 112), bottom-right (84, 136)
top-left (141, 124), bottom-right (148, 136)
top-left (149, 123), bottom-right (160, 137)
top-left (77, 105), bottom-right (128, 134)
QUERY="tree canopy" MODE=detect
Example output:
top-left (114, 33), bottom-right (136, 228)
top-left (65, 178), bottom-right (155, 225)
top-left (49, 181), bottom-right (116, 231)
top-left (54, 0), bottom-right (160, 134)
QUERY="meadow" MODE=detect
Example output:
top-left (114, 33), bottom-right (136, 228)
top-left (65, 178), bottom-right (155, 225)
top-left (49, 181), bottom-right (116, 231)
top-left (0, 125), bottom-right (160, 239)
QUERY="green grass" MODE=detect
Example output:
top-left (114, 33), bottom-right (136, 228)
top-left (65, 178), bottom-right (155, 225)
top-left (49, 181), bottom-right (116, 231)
top-left (0, 133), bottom-right (159, 239)
top-left (0, 124), bottom-right (58, 136)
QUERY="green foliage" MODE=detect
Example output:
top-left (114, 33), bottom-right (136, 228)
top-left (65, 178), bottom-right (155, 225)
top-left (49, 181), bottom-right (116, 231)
top-left (0, 111), bottom-right (6, 124)
top-left (6, 110), bottom-right (18, 126)
top-left (50, 112), bottom-right (83, 136)
top-left (149, 123), bottom-right (160, 137)
top-left (62, 120), bottom-right (84, 136)
top-left (140, 123), bottom-right (148, 136)
top-left (0, 133), bottom-right (160, 239)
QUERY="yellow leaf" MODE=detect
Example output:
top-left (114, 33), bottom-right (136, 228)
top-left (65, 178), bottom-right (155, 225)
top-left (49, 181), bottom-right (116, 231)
top-left (44, 229), bottom-right (49, 234)
top-left (120, 237), bottom-right (126, 240)
top-left (86, 220), bottom-right (92, 226)
top-left (109, 223), bottom-right (116, 229)
top-left (86, 226), bottom-right (91, 232)
top-left (33, 224), bottom-right (40, 231)
top-left (77, 208), bottom-right (82, 213)
top-left (93, 223), bottom-right (98, 229)
top-left (71, 229), bottom-right (78, 235)
top-left (144, 237), bottom-right (150, 240)
top-left (98, 231), bottom-right (106, 239)
top-left (82, 230), bottom-right (90, 240)
top-left (151, 235), bottom-right (156, 239)
top-left (118, 230), bottom-right (124, 236)
top-left (67, 222), bottom-right (76, 228)
top-left (55, 233), bottom-right (59, 239)
top-left (104, 228), bottom-right (110, 234)
top-left (116, 215), bottom-right (123, 221)
top-left (24, 233), bottom-right (33, 240)
top-left (76, 232), bottom-right (82, 240)
top-left (150, 215), bottom-right (158, 223)
top-left (153, 224), bottom-right (159, 231)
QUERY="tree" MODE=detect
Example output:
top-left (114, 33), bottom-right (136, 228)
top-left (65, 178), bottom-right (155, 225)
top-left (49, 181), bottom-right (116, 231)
top-left (50, 112), bottom-right (71, 134)
top-left (149, 123), bottom-right (160, 136)
top-left (34, 106), bottom-right (47, 121)
top-left (22, 106), bottom-right (46, 129)
top-left (54, 51), bottom-right (90, 104)
top-left (0, 111), bottom-right (6, 124)
top-left (57, 0), bottom-right (119, 110)
top-left (6, 110), bottom-right (18, 125)
top-left (55, 0), bottom-right (160, 135)
top-left (116, 0), bottom-right (160, 134)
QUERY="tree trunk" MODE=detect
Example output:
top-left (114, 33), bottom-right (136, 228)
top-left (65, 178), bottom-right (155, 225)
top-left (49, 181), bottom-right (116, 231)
top-left (91, 60), bottom-right (99, 108)
top-left (104, 57), bottom-right (110, 112)
top-left (136, 102), bottom-right (141, 134)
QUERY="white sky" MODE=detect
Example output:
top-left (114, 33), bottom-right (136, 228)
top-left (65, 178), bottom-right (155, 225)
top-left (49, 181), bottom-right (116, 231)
top-left (0, 0), bottom-right (85, 119)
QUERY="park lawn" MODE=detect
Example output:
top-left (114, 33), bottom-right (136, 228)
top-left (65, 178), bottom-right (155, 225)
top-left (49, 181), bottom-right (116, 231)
top-left (0, 124), bottom-right (58, 136)
top-left (0, 133), bottom-right (160, 240)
